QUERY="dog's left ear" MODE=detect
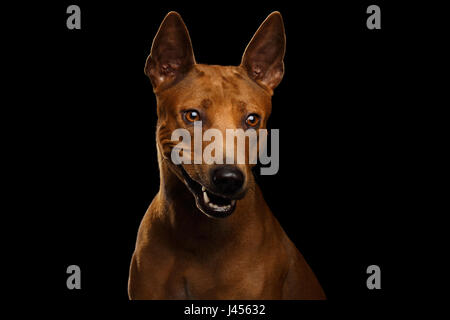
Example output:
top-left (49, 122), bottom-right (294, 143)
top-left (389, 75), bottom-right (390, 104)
top-left (241, 12), bottom-right (286, 93)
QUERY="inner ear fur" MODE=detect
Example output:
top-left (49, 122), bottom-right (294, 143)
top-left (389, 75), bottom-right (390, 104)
top-left (240, 12), bottom-right (286, 93)
top-left (144, 11), bottom-right (196, 90)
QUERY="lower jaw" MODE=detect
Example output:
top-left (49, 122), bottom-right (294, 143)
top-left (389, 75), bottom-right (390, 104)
top-left (175, 164), bottom-right (238, 218)
top-left (194, 193), bottom-right (237, 219)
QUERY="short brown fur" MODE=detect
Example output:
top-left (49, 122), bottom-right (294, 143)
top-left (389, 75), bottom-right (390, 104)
top-left (128, 11), bottom-right (325, 300)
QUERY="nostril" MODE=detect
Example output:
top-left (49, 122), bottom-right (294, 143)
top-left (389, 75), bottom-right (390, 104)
top-left (212, 167), bottom-right (244, 195)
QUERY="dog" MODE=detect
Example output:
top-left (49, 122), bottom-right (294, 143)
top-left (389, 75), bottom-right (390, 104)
top-left (128, 11), bottom-right (326, 299)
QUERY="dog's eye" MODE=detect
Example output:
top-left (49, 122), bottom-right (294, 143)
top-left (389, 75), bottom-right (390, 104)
top-left (245, 114), bottom-right (260, 128)
top-left (183, 110), bottom-right (200, 123)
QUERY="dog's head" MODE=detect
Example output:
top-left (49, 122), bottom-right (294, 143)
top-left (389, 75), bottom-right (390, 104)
top-left (145, 12), bottom-right (285, 218)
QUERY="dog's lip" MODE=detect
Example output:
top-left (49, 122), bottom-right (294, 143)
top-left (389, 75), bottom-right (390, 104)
top-left (177, 165), bottom-right (237, 218)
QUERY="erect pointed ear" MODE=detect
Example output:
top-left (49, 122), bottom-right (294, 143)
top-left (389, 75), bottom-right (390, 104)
top-left (240, 12), bottom-right (286, 93)
top-left (144, 12), bottom-right (196, 90)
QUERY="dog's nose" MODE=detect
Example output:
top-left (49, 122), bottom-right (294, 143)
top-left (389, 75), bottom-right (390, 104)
top-left (212, 166), bottom-right (244, 195)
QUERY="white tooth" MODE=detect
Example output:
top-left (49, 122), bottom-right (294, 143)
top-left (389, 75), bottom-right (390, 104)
top-left (202, 186), bottom-right (205, 192)
top-left (203, 190), bottom-right (210, 203)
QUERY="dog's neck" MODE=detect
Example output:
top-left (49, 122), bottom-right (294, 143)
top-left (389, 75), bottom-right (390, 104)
top-left (156, 148), bottom-right (268, 249)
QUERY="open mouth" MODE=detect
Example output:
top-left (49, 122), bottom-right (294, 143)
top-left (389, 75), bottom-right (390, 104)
top-left (178, 166), bottom-right (237, 218)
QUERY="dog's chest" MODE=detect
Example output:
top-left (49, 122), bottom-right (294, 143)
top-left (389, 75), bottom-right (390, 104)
top-left (166, 256), bottom-right (284, 299)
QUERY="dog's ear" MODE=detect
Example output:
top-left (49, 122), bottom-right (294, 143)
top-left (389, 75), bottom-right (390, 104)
top-left (145, 12), bottom-right (196, 90)
top-left (241, 12), bottom-right (286, 93)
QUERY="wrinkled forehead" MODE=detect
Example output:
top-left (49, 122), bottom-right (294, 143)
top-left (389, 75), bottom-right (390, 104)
top-left (157, 65), bottom-right (272, 112)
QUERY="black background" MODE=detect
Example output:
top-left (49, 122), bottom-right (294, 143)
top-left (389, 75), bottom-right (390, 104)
top-left (22, 0), bottom-right (426, 316)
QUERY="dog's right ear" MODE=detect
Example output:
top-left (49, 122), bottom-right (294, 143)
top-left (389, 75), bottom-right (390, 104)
top-left (145, 12), bottom-right (196, 90)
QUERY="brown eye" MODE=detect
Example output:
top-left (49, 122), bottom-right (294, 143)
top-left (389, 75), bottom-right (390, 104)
top-left (245, 114), bottom-right (260, 128)
top-left (184, 110), bottom-right (200, 123)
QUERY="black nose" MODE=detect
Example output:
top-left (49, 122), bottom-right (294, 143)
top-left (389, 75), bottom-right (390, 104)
top-left (212, 166), bottom-right (244, 195)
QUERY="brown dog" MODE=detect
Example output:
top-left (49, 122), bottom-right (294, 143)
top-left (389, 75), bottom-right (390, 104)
top-left (128, 11), bottom-right (325, 299)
